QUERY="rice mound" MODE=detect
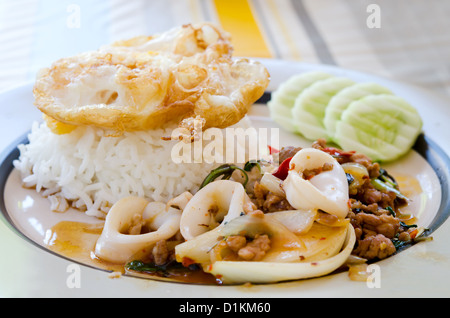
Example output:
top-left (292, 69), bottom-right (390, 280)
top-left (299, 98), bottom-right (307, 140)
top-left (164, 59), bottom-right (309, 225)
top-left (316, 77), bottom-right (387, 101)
top-left (13, 121), bottom-right (235, 218)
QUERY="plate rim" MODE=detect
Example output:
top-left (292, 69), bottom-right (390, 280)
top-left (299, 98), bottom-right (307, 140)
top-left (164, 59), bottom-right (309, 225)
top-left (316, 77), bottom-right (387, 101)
top-left (1, 125), bottom-right (449, 284)
top-left (1, 59), bottom-right (450, 296)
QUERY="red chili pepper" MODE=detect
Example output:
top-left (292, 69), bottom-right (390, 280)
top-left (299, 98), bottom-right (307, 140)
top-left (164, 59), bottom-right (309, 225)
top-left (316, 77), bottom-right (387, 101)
top-left (268, 145), bottom-right (279, 154)
top-left (272, 157), bottom-right (292, 180)
top-left (181, 257), bottom-right (196, 267)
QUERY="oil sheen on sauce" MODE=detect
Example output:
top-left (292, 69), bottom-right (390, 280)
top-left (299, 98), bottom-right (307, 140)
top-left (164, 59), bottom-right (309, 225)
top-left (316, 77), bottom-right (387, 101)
top-left (44, 221), bottom-right (124, 273)
top-left (395, 174), bottom-right (424, 225)
top-left (44, 220), bottom-right (217, 284)
top-left (42, 174), bottom-right (424, 285)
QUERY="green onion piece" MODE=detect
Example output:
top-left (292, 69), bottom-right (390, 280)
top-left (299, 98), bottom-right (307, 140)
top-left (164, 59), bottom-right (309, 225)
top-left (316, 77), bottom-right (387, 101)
top-left (200, 164), bottom-right (249, 189)
top-left (244, 160), bottom-right (262, 172)
top-left (126, 260), bottom-right (164, 273)
top-left (371, 178), bottom-right (409, 201)
top-left (380, 175), bottom-right (397, 188)
top-left (391, 227), bottom-right (431, 251)
top-left (400, 221), bottom-right (418, 229)
top-left (378, 168), bottom-right (399, 188)
top-left (392, 239), bottom-right (408, 251)
top-left (386, 206), bottom-right (396, 217)
top-left (126, 260), bottom-right (185, 273)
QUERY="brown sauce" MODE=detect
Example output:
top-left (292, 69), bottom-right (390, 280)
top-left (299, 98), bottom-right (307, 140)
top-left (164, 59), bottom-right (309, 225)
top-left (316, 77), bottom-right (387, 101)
top-left (395, 174), bottom-right (423, 225)
top-left (44, 221), bottom-right (124, 273)
top-left (44, 220), bottom-right (218, 284)
top-left (42, 174), bottom-right (424, 285)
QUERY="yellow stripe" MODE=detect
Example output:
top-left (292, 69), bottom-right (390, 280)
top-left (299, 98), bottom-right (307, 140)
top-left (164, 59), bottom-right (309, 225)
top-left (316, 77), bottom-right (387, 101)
top-left (213, 0), bottom-right (272, 58)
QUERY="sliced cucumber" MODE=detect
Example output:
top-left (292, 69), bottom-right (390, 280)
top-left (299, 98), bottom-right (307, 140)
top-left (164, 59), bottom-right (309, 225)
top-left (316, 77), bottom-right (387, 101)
top-left (268, 71), bottom-right (334, 132)
top-left (334, 94), bottom-right (423, 162)
top-left (324, 82), bottom-right (393, 139)
top-left (292, 77), bottom-right (355, 140)
top-left (270, 112), bottom-right (298, 132)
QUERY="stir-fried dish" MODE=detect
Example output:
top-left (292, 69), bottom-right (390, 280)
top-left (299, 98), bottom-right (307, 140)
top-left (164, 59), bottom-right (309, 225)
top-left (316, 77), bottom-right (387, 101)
top-left (11, 22), bottom-right (430, 286)
top-left (93, 139), bottom-right (426, 285)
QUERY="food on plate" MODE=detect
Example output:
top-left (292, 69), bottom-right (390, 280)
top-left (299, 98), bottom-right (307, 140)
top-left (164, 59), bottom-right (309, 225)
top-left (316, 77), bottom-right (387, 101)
top-left (11, 22), bottom-right (429, 286)
top-left (268, 71), bottom-right (423, 162)
top-left (323, 82), bottom-right (393, 138)
top-left (292, 77), bottom-right (355, 140)
top-left (268, 71), bottom-right (333, 132)
top-left (283, 148), bottom-right (349, 218)
top-left (13, 118), bottom-right (252, 217)
top-left (94, 196), bottom-right (183, 263)
top-left (334, 95), bottom-right (423, 162)
top-left (94, 139), bottom-right (426, 284)
top-left (33, 23), bottom-right (270, 133)
top-left (14, 23), bottom-right (268, 218)
top-left (173, 147), bottom-right (354, 284)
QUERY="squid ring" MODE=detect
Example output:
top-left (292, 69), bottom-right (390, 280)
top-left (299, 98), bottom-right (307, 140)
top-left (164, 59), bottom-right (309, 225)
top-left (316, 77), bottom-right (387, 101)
top-left (179, 180), bottom-right (252, 241)
top-left (284, 148), bottom-right (350, 218)
top-left (94, 196), bottom-right (181, 263)
top-left (205, 223), bottom-right (356, 284)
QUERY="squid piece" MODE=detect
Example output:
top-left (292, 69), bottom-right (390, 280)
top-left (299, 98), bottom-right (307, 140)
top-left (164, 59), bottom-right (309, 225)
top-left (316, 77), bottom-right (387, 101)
top-left (176, 212), bottom-right (355, 284)
top-left (284, 148), bottom-right (350, 218)
top-left (205, 223), bottom-right (355, 284)
top-left (166, 191), bottom-right (193, 211)
top-left (179, 180), bottom-right (252, 241)
top-left (266, 209), bottom-right (317, 235)
top-left (94, 196), bottom-right (182, 263)
top-left (176, 211), bottom-right (306, 265)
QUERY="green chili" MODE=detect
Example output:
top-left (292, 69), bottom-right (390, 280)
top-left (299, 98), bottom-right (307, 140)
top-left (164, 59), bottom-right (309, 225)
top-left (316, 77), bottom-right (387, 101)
top-left (200, 164), bottom-right (249, 189)
top-left (391, 238), bottom-right (408, 251)
top-left (126, 260), bottom-right (167, 273)
top-left (244, 159), bottom-right (261, 172)
top-left (378, 168), bottom-right (399, 188)
top-left (386, 206), bottom-right (396, 217)
top-left (371, 178), bottom-right (409, 201)
top-left (126, 260), bottom-right (187, 273)
top-left (400, 221), bottom-right (418, 229)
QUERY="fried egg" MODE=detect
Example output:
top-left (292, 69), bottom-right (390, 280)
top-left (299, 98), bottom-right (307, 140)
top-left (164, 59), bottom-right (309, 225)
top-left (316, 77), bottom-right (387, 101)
top-left (33, 23), bottom-right (270, 133)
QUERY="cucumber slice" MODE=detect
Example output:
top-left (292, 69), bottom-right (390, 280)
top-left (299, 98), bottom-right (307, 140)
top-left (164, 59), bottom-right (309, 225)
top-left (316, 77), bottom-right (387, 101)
top-left (268, 71), bottom-right (334, 132)
top-left (270, 112), bottom-right (298, 132)
top-left (324, 82), bottom-right (393, 139)
top-left (292, 77), bottom-right (355, 140)
top-left (334, 94), bottom-right (423, 162)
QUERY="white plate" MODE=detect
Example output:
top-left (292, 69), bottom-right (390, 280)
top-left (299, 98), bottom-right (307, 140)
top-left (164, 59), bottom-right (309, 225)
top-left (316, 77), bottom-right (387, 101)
top-left (1, 59), bottom-right (450, 298)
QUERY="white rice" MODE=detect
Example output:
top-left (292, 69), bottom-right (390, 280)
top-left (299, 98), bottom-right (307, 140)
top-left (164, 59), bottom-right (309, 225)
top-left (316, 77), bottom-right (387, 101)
top-left (13, 120), bottom-right (251, 218)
